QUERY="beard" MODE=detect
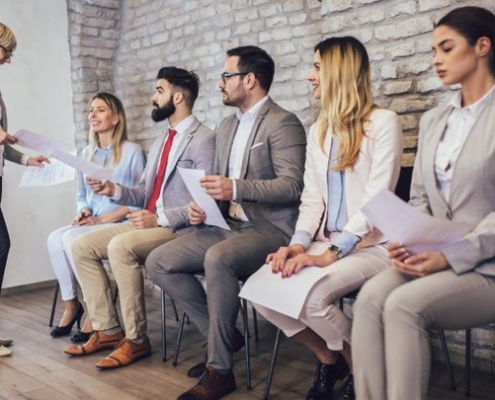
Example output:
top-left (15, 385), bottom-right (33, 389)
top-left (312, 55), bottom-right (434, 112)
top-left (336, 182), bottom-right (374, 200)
top-left (151, 97), bottom-right (176, 122)
top-left (221, 84), bottom-right (247, 108)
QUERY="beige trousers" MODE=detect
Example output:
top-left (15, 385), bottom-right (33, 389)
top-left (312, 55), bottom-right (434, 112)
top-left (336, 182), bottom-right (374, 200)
top-left (352, 267), bottom-right (495, 400)
top-left (71, 223), bottom-right (178, 339)
top-left (254, 243), bottom-right (390, 351)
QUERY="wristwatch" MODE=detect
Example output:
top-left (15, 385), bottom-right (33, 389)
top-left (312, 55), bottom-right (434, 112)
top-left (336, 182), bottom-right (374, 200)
top-left (328, 244), bottom-right (344, 259)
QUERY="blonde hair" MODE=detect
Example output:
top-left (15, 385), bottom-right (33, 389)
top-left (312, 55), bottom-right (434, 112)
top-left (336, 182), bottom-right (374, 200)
top-left (0, 22), bottom-right (17, 52)
top-left (315, 37), bottom-right (375, 171)
top-left (88, 92), bottom-right (128, 165)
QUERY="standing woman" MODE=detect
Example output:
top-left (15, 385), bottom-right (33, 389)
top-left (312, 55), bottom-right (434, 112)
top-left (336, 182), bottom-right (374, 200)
top-left (0, 22), bottom-right (49, 357)
top-left (252, 36), bottom-right (402, 400)
top-left (352, 6), bottom-right (495, 400)
top-left (47, 92), bottom-right (145, 343)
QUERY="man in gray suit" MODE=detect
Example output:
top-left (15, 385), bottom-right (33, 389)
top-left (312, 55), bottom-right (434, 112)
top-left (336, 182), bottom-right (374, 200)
top-left (65, 67), bottom-right (215, 370)
top-left (146, 46), bottom-right (306, 400)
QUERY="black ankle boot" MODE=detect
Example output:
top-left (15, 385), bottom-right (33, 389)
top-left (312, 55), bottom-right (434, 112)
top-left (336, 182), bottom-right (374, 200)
top-left (306, 354), bottom-right (350, 400)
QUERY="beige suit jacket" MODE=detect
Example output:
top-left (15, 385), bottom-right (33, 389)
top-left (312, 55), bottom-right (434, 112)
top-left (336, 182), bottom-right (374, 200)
top-left (410, 93), bottom-right (495, 276)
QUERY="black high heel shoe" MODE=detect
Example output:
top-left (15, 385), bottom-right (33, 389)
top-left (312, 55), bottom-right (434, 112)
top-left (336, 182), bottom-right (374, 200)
top-left (71, 330), bottom-right (94, 343)
top-left (51, 303), bottom-right (84, 337)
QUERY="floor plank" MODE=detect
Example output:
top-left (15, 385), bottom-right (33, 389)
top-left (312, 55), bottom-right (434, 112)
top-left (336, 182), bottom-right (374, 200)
top-left (1, 287), bottom-right (495, 399)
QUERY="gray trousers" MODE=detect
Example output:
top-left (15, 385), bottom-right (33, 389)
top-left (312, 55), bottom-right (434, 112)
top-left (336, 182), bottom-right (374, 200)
top-left (145, 220), bottom-right (286, 370)
top-left (352, 267), bottom-right (495, 400)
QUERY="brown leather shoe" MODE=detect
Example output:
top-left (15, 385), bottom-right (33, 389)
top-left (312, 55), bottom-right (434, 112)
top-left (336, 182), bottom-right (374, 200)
top-left (187, 328), bottom-right (245, 378)
top-left (64, 330), bottom-right (124, 356)
top-left (96, 337), bottom-right (152, 369)
top-left (178, 366), bottom-right (236, 400)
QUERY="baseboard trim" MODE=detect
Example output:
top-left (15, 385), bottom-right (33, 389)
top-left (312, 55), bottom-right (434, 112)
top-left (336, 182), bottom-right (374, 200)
top-left (1, 280), bottom-right (57, 296)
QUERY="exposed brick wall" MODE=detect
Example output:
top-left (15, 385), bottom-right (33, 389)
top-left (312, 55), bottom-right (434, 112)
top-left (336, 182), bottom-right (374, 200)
top-left (66, 0), bottom-right (495, 367)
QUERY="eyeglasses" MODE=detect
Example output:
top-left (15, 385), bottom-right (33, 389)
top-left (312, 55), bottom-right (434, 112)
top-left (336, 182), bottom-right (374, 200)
top-left (220, 72), bottom-right (248, 83)
top-left (0, 44), bottom-right (13, 60)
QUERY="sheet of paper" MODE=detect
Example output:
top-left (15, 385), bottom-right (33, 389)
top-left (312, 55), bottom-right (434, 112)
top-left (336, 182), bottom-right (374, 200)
top-left (15, 129), bottom-right (72, 154)
top-left (178, 167), bottom-right (230, 231)
top-left (19, 158), bottom-right (75, 187)
top-left (14, 129), bottom-right (114, 182)
top-left (239, 262), bottom-right (330, 319)
top-left (361, 189), bottom-right (475, 254)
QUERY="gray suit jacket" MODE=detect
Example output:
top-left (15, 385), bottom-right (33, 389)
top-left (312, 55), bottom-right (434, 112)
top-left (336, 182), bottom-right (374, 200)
top-left (0, 89), bottom-right (24, 165)
top-left (115, 117), bottom-right (215, 235)
top-left (216, 97), bottom-right (306, 247)
top-left (410, 93), bottom-right (495, 276)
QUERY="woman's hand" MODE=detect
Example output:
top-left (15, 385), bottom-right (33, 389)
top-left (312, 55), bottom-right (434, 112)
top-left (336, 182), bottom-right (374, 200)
top-left (0, 129), bottom-right (17, 145)
top-left (76, 215), bottom-right (102, 226)
top-left (72, 208), bottom-right (92, 226)
top-left (280, 250), bottom-right (339, 278)
top-left (267, 245), bottom-right (304, 273)
top-left (388, 242), bottom-right (449, 278)
top-left (27, 155), bottom-right (50, 167)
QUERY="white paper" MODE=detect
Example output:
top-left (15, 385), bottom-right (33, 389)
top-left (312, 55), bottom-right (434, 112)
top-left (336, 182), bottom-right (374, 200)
top-left (178, 167), bottom-right (230, 230)
top-left (15, 129), bottom-right (114, 181)
top-left (361, 189), bottom-right (475, 254)
top-left (239, 243), bottom-right (332, 319)
top-left (19, 158), bottom-right (75, 187)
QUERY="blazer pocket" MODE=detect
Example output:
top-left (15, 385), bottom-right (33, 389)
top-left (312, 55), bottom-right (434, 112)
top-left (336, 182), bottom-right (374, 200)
top-left (177, 159), bottom-right (193, 168)
top-left (250, 142), bottom-right (264, 150)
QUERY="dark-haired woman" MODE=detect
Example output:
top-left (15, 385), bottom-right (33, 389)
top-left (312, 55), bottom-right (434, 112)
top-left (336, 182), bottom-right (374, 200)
top-left (352, 6), bottom-right (495, 400)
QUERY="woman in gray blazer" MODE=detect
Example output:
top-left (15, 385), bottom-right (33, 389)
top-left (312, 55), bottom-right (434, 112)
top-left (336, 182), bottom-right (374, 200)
top-left (352, 6), bottom-right (495, 400)
top-left (0, 22), bottom-right (48, 357)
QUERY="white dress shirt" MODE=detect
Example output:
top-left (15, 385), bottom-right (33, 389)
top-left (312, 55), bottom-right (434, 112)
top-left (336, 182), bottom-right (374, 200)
top-left (228, 95), bottom-right (269, 221)
top-left (435, 84), bottom-right (495, 201)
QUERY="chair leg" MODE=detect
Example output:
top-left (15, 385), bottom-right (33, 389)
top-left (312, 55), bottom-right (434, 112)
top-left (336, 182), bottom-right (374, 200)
top-left (439, 330), bottom-right (456, 390)
top-left (49, 282), bottom-right (60, 327)
top-left (465, 329), bottom-right (471, 397)
top-left (173, 311), bottom-right (187, 366)
top-left (242, 298), bottom-right (252, 390)
top-left (263, 328), bottom-right (282, 400)
top-left (170, 298), bottom-right (179, 322)
top-left (252, 306), bottom-right (259, 342)
top-left (161, 290), bottom-right (167, 362)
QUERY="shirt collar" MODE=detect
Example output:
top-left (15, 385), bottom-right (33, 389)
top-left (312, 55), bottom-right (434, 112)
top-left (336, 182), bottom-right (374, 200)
top-left (93, 143), bottom-right (113, 155)
top-left (168, 114), bottom-right (195, 137)
top-left (235, 95), bottom-right (269, 122)
top-left (449, 84), bottom-right (495, 115)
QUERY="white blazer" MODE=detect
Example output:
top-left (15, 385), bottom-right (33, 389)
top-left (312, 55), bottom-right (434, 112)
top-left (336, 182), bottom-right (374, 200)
top-left (295, 108), bottom-right (403, 248)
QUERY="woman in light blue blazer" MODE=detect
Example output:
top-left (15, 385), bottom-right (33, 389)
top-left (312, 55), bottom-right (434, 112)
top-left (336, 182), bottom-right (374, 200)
top-left (352, 6), bottom-right (495, 400)
top-left (47, 93), bottom-right (145, 342)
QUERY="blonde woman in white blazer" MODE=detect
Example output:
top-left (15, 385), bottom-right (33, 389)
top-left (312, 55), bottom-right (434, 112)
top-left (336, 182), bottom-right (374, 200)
top-left (352, 6), bottom-right (495, 400)
top-left (252, 37), bottom-right (403, 400)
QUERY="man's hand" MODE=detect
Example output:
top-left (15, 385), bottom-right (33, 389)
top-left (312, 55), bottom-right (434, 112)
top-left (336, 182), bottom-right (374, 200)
top-left (200, 175), bottom-right (233, 201)
top-left (0, 129), bottom-right (17, 145)
top-left (388, 242), bottom-right (449, 278)
top-left (188, 201), bottom-right (206, 225)
top-left (127, 210), bottom-right (159, 229)
top-left (27, 155), bottom-right (50, 167)
top-left (87, 177), bottom-right (115, 197)
top-left (267, 245), bottom-right (305, 273)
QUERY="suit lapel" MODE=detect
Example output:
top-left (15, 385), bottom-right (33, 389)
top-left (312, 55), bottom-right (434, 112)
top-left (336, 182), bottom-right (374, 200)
top-left (239, 98), bottom-right (273, 178)
top-left (163, 119), bottom-right (198, 184)
top-left (219, 116), bottom-right (239, 176)
top-left (0, 90), bottom-right (7, 131)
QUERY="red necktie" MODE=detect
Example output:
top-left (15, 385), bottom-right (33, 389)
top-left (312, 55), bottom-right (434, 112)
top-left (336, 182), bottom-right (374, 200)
top-left (146, 129), bottom-right (177, 212)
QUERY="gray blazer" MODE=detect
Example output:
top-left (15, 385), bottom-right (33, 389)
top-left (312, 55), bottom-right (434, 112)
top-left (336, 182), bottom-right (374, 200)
top-left (216, 97), bottom-right (306, 247)
top-left (115, 117), bottom-right (215, 235)
top-left (0, 89), bottom-right (24, 165)
top-left (410, 93), bottom-right (495, 276)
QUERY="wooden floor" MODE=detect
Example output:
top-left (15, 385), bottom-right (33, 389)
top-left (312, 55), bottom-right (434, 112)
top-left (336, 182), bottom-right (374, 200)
top-left (1, 286), bottom-right (495, 399)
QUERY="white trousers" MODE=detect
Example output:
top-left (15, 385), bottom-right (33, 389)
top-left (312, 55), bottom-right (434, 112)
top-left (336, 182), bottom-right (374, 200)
top-left (254, 242), bottom-right (390, 351)
top-left (47, 224), bottom-right (118, 301)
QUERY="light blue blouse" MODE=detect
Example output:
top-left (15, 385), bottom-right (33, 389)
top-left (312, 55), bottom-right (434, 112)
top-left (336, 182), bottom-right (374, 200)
top-left (76, 140), bottom-right (146, 218)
